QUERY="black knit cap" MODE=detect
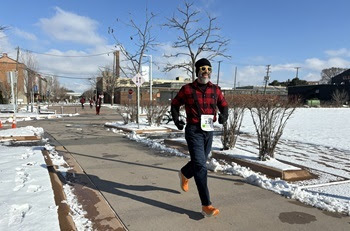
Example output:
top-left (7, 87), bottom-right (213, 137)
top-left (195, 58), bottom-right (211, 77)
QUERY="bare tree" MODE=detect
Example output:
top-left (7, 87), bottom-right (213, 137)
top-left (98, 65), bottom-right (118, 105)
top-left (246, 95), bottom-right (298, 160)
top-left (163, 1), bottom-right (230, 81)
top-left (19, 50), bottom-right (38, 104)
top-left (51, 76), bottom-right (69, 102)
top-left (320, 67), bottom-right (347, 84)
top-left (109, 8), bottom-right (156, 78)
top-left (82, 87), bottom-right (95, 101)
top-left (332, 89), bottom-right (349, 106)
top-left (0, 79), bottom-right (10, 103)
top-left (0, 25), bottom-right (10, 103)
top-left (221, 95), bottom-right (247, 150)
top-left (86, 76), bottom-right (98, 100)
top-left (109, 7), bottom-right (157, 122)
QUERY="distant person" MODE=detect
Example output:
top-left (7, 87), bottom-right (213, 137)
top-left (80, 97), bottom-right (86, 109)
top-left (95, 95), bottom-right (103, 115)
top-left (171, 58), bottom-right (228, 217)
top-left (89, 98), bottom-right (94, 109)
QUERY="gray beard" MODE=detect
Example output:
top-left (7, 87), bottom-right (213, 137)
top-left (198, 76), bottom-right (209, 84)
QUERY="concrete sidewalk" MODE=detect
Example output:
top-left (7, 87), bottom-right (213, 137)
top-left (24, 107), bottom-right (350, 230)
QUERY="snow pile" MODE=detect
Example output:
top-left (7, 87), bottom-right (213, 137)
top-left (122, 131), bottom-right (187, 157)
top-left (208, 158), bottom-right (350, 215)
top-left (0, 126), bottom-right (44, 137)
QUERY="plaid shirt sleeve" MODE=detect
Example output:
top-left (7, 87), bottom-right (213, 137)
top-left (171, 86), bottom-right (186, 108)
top-left (216, 86), bottom-right (228, 114)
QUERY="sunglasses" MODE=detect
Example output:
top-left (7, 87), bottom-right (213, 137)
top-left (200, 66), bottom-right (212, 72)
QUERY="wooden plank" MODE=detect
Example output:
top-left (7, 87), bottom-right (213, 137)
top-left (0, 135), bottom-right (41, 141)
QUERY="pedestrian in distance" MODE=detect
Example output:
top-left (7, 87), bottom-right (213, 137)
top-left (95, 95), bottom-right (103, 115)
top-left (171, 58), bottom-right (228, 217)
top-left (80, 97), bottom-right (86, 109)
top-left (89, 98), bottom-right (94, 109)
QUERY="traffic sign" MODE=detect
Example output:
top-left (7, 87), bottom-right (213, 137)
top-left (132, 73), bottom-right (145, 87)
top-left (128, 89), bottom-right (134, 94)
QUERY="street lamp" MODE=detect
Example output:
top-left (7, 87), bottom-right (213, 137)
top-left (142, 54), bottom-right (153, 103)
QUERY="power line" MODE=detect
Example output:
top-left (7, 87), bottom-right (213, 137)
top-left (36, 71), bottom-right (94, 80)
top-left (20, 48), bottom-right (116, 57)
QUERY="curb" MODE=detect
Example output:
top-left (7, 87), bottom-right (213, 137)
top-left (54, 146), bottom-right (127, 231)
top-left (42, 150), bottom-right (77, 231)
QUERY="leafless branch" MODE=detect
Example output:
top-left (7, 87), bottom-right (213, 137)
top-left (163, 1), bottom-right (230, 81)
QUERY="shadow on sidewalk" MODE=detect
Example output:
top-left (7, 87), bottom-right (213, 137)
top-left (65, 150), bottom-right (246, 184)
top-left (79, 173), bottom-right (204, 220)
top-left (59, 151), bottom-right (245, 221)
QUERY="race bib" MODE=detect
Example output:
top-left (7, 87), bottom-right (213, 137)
top-left (201, 115), bottom-right (214, 131)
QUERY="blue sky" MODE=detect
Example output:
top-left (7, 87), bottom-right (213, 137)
top-left (1, 0), bottom-right (350, 93)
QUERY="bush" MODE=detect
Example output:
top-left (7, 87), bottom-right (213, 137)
top-left (116, 103), bottom-right (137, 124)
top-left (221, 95), bottom-right (247, 150)
top-left (245, 95), bottom-right (298, 160)
top-left (145, 102), bottom-right (169, 126)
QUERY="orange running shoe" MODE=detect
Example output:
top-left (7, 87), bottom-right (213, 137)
top-left (202, 205), bottom-right (220, 217)
top-left (178, 170), bottom-right (189, 192)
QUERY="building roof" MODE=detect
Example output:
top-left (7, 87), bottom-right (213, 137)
top-left (0, 53), bottom-right (18, 64)
top-left (332, 69), bottom-right (350, 85)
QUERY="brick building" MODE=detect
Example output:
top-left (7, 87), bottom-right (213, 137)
top-left (0, 53), bottom-right (49, 104)
top-left (0, 53), bottom-right (27, 104)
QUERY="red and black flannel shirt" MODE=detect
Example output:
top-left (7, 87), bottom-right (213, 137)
top-left (171, 80), bottom-right (228, 124)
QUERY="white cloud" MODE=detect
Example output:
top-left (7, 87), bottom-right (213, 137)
top-left (234, 65), bottom-right (267, 87)
top-left (37, 7), bottom-right (105, 45)
top-left (0, 31), bottom-right (18, 56)
top-left (272, 63), bottom-right (300, 72)
top-left (36, 45), bottom-right (115, 93)
top-left (13, 28), bottom-right (37, 41)
top-left (304, 58), bottom-right (326, 71)
top-left (325, 48), bottom-right (350, 57)
top-left (327, 57), bottom-right (350, 67)
top-left (303, 72), bottom-right (320, 81)
top-left (305, 57), bottom-right (350, 71)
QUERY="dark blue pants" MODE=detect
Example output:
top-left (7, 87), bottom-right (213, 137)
top-left (181, 124), bottom-right (213, 206)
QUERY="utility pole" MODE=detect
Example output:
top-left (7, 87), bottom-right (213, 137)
top-left (217, 61), bottom-right (222, 85)
top-left (15, 46), bottom-right (20, 112)
top-left (263, 65), bottom-right (271, 95)
top-left (295, 67), bottom-right (301, 78)
top-left (233, 66), bottom-right (237, 90)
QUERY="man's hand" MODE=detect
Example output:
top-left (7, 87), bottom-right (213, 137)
top-left (175, 120), bottom-right (185, 130)
top-left (218, 114), bottom-right (228, 124)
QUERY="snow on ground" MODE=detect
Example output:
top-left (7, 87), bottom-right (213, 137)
top-left (1, 107), bottom-right (349, 230)
top-left (109, 107), bottom-right (350, 215)
top-left (0, 145), bottom-right (59, 230)
top-left (0, 109), bottom-right (91, 230)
